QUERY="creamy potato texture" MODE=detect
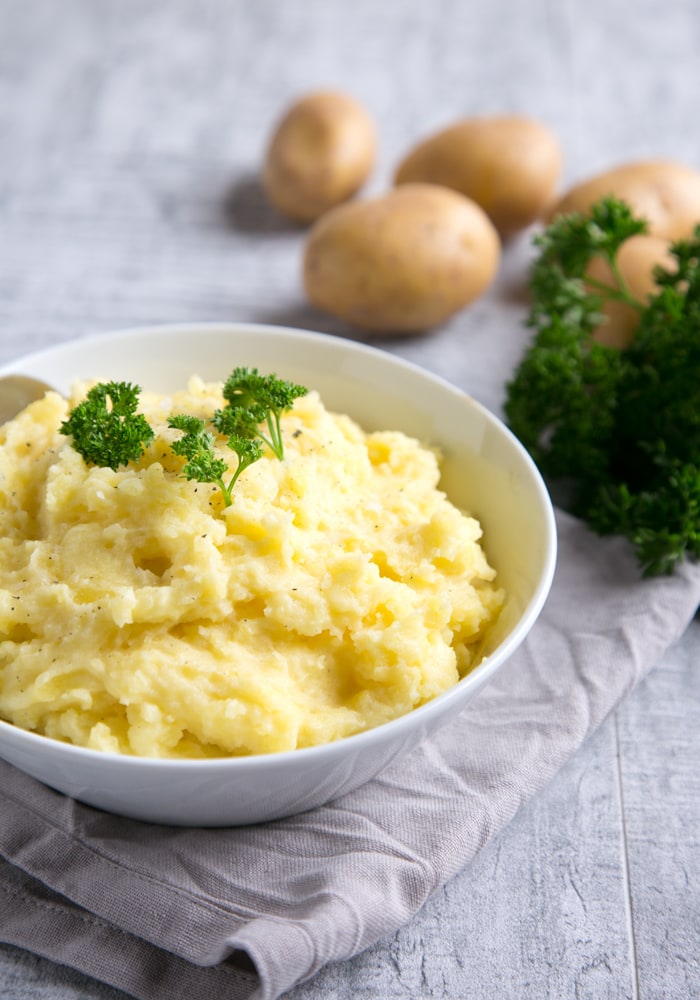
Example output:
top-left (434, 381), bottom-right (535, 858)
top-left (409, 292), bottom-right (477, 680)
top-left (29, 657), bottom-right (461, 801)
top-left (0, 379), bottom-right (504, 757)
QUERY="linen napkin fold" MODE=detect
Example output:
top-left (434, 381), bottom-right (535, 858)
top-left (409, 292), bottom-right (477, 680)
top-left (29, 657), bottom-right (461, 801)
top-left (1, 508), bottom-right (700, 1000)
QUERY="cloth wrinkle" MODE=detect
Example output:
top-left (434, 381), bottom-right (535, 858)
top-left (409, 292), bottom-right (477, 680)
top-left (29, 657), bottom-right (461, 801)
top-left (0, 785), bottom-right (262, 923)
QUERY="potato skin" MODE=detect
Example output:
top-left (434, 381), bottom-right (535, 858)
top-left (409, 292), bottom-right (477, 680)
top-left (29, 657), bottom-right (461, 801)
top-left (263, 91), bottom-right (376, 224)
top-left (588, 234), bottom-right (675, 348)
top-left (549, 160), bottom-right (700, 240)
top-left (394, 115), bottom-right (563, 238)
top-left (303, 183), bottom-right (500, 333)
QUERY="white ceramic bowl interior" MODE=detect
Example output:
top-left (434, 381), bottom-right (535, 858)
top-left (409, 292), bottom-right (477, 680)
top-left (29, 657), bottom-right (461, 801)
top-left (0, 323), bottom-right (556, 825)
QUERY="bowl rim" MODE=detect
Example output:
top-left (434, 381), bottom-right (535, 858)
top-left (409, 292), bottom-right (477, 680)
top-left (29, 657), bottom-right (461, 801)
top-left (0, 320), bottom-right (557, 771)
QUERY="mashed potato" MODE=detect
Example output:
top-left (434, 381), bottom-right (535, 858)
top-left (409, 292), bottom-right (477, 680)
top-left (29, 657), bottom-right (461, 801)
top-left (0, 378), bottom-right (504, 757)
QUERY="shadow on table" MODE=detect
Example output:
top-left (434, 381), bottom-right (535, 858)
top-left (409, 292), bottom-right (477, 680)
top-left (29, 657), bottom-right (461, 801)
top-left (249, 303), bottom-right (432, 353)
top-left (222, 173), bottom-right (298, 234)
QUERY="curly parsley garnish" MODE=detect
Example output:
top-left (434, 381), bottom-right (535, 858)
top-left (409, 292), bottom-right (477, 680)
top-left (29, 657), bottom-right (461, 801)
top-left (59, 381), bottom-right (154, 470)
top-left (167, 413), bottom-right (263, 507)
top-left (216, 366), bottom-right (308, 460)
top-left (504, 196), bottom-right (700, 576)
top-left (60, 368), bottom-right (307, 508)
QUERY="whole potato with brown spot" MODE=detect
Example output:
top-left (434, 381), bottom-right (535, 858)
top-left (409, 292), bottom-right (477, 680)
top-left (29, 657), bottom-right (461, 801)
top-left (549, 161), bottom-right (700, 240)
top-left (588, 234), bottom-right (676, 349)
top-left (303, 183), bottom-right (500, 333)
top-left (263, 91), bottom-right (376, 224)
top-left (394, 115), bottom-right (563, 238)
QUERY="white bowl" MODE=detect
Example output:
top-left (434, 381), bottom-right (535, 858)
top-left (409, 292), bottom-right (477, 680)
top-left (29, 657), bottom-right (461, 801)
top-left (0, 323), bottom-right (556, 826)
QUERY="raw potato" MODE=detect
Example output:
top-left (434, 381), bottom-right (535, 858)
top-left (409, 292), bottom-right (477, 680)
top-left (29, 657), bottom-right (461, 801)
top-left (588, 234), bottom-right (676, 348)
top-left (263, 91), bottom-right (376, 224)
top-left (549, 160), bottom-right (700, 240)
top-left (394, 115), bottom-right (563, 238)
top-left (303, 183), bottom-right (500, 333)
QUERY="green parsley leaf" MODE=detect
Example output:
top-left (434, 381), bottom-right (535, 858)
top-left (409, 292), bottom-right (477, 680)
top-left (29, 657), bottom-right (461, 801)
top-left (59, 381), bottom-right (154, 471)
top-left (219, 367), bottom-right (308, 459)
top-left (168, 413), bottom-right (263, 507)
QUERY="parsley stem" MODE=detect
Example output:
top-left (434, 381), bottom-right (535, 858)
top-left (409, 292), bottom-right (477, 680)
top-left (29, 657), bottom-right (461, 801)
top-left (217, 478), bottom-right (234, 507)
top-left (266, 412), bottom-right (285, 460)
top-left (606, 250), bottom-right (647, 310)
top-left (583, 271), bottom-right (645, 312)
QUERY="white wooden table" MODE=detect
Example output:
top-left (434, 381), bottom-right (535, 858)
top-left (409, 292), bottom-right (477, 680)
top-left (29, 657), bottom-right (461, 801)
top-left (0, 1), bottom-right (698, 997)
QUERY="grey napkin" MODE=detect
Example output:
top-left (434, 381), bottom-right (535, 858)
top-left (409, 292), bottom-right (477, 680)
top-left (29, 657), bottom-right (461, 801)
top-left (1, 509), bottom-right (699, 1000)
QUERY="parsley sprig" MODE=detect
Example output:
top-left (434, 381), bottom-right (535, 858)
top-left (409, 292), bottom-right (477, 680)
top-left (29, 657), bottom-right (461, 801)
top-left (60, 368), bottom-right (307, 508)
top-left (215, 366), bottom-right (308, 460)
top-left (167, 414), bottom-right (264, 508)
top-left (505, 196), bottom-right (700, 576)
top-left (59, 381), bottom-right (154, 471)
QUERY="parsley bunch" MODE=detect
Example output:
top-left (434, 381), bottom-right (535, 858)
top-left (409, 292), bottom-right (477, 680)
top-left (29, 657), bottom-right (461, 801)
top-left (504, 196), bottom-right (700, 576)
